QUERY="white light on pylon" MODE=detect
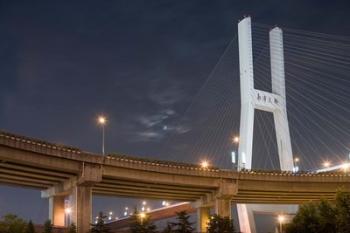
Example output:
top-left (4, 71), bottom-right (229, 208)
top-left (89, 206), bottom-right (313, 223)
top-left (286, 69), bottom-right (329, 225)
top-left (241, 152), bottom-right (246, 164)
top-left (231, 151), bottom-right (236, 164)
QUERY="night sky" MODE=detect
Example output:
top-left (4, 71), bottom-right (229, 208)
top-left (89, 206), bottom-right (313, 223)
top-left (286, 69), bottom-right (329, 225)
top-left (1, 0), bottom-right (350, 228)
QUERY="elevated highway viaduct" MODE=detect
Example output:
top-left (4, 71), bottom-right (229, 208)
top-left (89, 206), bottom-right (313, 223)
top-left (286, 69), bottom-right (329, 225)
top-left (0, 131), bottom-right (349, 232)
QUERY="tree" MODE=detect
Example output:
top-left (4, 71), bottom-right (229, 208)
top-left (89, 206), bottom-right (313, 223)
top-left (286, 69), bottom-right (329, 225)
top-left (171, 211), bottom-right (194, 233)
top-left (318, 199), bottom-right (336, 233)
top-left (0, 214), bottom-right (27, 233)
top-left (286, 192), bottom-right (350, 233)
top-left (162, 223), bottom-right (174, 233)
top-left (335, 192), bottom-right (350, 233)
top-left (90, 212), bottom-right (111, 233)
top-left (68, 223), bottom-right (77, 233)
top-left (207, 214), bottom-right (235, 233)
top-left (43, 220), bottom-right (53, 233)
top-left (130, 209), bottom-right (157, 233)
top-left (285, 202), bottom-right (321, 233)
top-left (25, 220), bottom-right (36, 233)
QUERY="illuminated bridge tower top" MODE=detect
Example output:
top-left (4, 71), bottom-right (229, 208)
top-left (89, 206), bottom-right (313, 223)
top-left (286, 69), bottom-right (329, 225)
top-left (237, 16), bottom-right (294, 171)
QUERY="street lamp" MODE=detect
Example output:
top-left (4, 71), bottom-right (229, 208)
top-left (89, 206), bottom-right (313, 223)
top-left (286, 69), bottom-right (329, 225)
top-left (293, 157), bottom-right (300, 172)
top-left (200, 160), bottom-right (209, 169)
top-left (162, 201), bottom-right (170, 207)
top-left (139, 212), bottom-right (146, 225)
top-left (323, 161), bottom-right (331, 168)
top-left (97, 115), bottom-right (107, 155)
top-left (232, 135), bottom-right (239, 170)
top-left (64, 207), bottom-right (72, 226)
top-left (277, 215), bottom-right (285, 233)
top-left (65, 207), bottom-right (72, 214)
top-left (342, 163), bottom-right (350, 172)
top-left (233, 136), bottom-right (239, 144)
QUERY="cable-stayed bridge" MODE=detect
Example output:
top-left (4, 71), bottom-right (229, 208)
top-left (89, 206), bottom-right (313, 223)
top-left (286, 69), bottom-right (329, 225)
top-left (1, 16), bottom-right (350, 233)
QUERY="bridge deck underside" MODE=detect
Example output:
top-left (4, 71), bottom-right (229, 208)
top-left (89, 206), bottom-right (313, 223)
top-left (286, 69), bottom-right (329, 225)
top-left (94, 177), bottom-right (215, 201)
top-left (1, 161), bottom-right (349, 203)
top-left (1, 131), bottom-right (350, 204)
top-left (0, 161), bottom-right (74, 189)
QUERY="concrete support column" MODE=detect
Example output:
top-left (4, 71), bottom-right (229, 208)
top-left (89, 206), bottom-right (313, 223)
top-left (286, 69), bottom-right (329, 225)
top-left (69, 185), bottom-right (92, 233)
top-left (49, 196), bottom-right (65, 227)
top-left (215, 198), bottom-right (231, 218)
top-left (197, 206), bottom-right (210, 233)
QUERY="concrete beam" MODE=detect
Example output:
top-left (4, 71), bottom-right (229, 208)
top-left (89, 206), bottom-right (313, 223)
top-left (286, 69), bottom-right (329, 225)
top-left (94, 183), bottom-right (209, 196)
top-left (217, 180), bottom-right (237, 199)
top-left (0, 178), bottom-right (48, 189)
top-left (103, 166), bottom-right (221, 188)
top-left (0, 162), bottom-right (73, 178)
top-left (49, 196), bottom-right (65, 227)
top-left (0, 167), bottom-right (66, 182)
top-left (42, 163), bottom-right (102, 198)
top-left (197, 206), bottom-right (210, 233)
top-left (93, 189), bottom-right (198, 201)
top-left (101, 178), bottom-right (214, 193)
top-left (0, 147), bottom-right (80, 173)
top-left (0, 173), bottom-right (56, 186)
top-left (69, 186), bottom-right (92, 233)
top-left (215, 198), bottom-right (231, 218)
top-left (42, 177), bottom-right (78, 198)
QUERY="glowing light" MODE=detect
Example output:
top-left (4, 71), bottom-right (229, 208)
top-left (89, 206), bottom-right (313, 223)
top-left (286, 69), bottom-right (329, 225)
top-left (98, 116), bottom-right (106, 125)
top-left (141, 206), bottom-right (145, 212)
top-left (124, 211), bottom-right (128, 216)
top-left (342, 163), bottom-right (350, 172)
top-left (142, 201), bottom-right (147, 206)
top-left (323, 161), bottom-right (331, 168)
top-left (294, 157), bottom-right (299, 163)
top-left (241, 152), bottom-right (247, 165)
top-left (200, 160), bottom-right (209, 169)
top-left (293, 166), bottom-right (299, 173)
top-left (278, 215), bottom-right (285, 223)
top-left (233, 136), bottom-right (239, 143)
top-left (139, 213), bottom-right (146, 219)
top-left (231, 151), bottom-right (236, 164)
top-left (109, 211), bottom-right (113, 215)
top-left (108, 216), bottom-right (112, 220)
top-left (162, 201), bottom-right (170, 206)
top-left (125, 207), bottom-right (129, 210)
top-left (115, 217), bottom-right (119, 220)
top-left (65, 207), bottom-right (72, 214)
top-left (146, 207), bottom-right (151, 212)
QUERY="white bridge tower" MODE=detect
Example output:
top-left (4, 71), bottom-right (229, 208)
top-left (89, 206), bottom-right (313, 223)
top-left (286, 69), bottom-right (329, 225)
top-left (236, 17), bottom-right (295, 233)
top-left (237, 16), bottom-right (294, 171)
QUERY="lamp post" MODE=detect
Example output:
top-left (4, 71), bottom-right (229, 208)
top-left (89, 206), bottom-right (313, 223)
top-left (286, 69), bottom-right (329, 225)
top-left (232, 135), bottom-right (239, 170)
top-left (278, 215), bottom-right (285, 233)
top-left (97, 116), bottom-right (106, 155)
top-left (139, 212), bottom-right (146, 225)
top-left (64, 207), bottom-right (71, 226)
top-left (294, 157), bottom-right (300, 172)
